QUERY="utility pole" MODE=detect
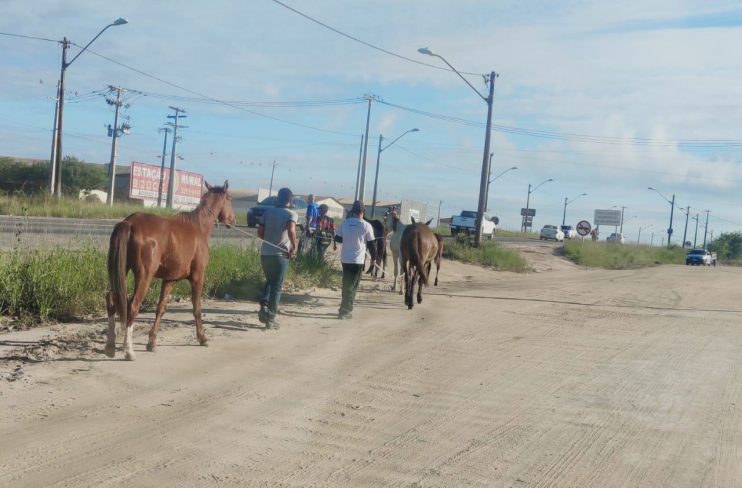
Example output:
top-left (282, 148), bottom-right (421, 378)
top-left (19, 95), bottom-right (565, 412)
top-left (53, 38), bottom-right (70, 198)
top-left (619, 206), bottom-right (626, 233)
top-left (437, 200), bottom-right (443, 227)
top-left (156, 126), bottom-right (171, 207)
top-left (268, 160), bottom-right (276, 196)
top-left (651, 232), bottom-right (655, 246)
top-left (703, 210), bottom-right (710, 248)
top-left (485, 152), bottom-right (493, 211)
top-left (474, 71), bottom-right (497, 247)
top-left (682, 206), bottom-right (690, 247)
top-left (48, 80), bottom-right (60, 195)
top-left (354, 134), bottom-right (364, 201)
top-left (523, 184), bottom-right (532, 233)
top-left (667, 194), bottom-right (675, 247)
top-left (358, 95), bottom-right (374, 202)
top-left (693, 213), bottom-right (699, 247)
top-left (106, 86), bottom-right (127, 206)
top-left (165, 106), bottom-right (187, 209)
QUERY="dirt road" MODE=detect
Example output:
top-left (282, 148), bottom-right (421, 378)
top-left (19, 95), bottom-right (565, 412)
top-left (2, 248), bottom-right (742, 487)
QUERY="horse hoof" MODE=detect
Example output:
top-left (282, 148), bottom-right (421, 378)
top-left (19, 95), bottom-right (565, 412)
top-left (124, 351), bottom-right (136, 361)
top-left (146, 343), bottom-right (156, 352)
top-left (198, 338), bottom-right (209, 347)
top-left (103, 345), bottom-right (116, 358)
top-left (417, 298), bottom-right (423, 304)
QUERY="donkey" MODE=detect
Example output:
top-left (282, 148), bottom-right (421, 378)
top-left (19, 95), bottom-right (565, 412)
top-left (105, 181), bottom-right (235, 360)
top-left (400, 218), bottom-right (442, 309)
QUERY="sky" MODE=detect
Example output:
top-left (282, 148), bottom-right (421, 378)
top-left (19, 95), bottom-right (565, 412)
top-left (2, 0), bottom-right (742, 243)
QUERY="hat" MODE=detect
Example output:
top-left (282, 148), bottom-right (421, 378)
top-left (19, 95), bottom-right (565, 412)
top-left (351, 200), bottom-right (365, 214)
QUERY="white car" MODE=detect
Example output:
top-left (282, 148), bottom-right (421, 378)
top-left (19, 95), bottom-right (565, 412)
top-left (561, 225), bottom-right (577, 239)
top-left (540, 225), bottom-right (565, 242)
top-left (607, 232), bottom-right (626, 244)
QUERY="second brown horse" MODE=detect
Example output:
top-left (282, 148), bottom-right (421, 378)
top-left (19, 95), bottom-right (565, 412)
top-left (400, 218), bottom-right (443, 309)
top-left (106, 181), bottom-right (235, 360)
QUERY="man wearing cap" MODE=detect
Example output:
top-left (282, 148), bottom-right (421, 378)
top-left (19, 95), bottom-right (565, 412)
top-left (257, 187), bottom-right (297, 329)
top-left (334, 200), bottom-right (375, 319)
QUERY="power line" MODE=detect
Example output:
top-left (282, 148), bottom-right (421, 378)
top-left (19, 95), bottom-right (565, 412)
top-left (69, 42), bottom-right (360, 138)
top-left (268, 0), bottom-right (482, 76)
top-left (0, 31), bottom-right (58, 43)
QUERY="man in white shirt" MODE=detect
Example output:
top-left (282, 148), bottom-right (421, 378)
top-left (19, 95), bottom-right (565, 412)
top-left (335, 200), bottom-right (376, 319)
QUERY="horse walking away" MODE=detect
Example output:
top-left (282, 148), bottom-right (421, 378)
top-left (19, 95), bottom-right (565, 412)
top-left (364, 217), bottom-right (386, 279)
top-left (400, 217), bottom-right (443, 309)
top-left (105, 181), bottom-right (235, 360)
top-left (383, 209), bottom-right (408, 293)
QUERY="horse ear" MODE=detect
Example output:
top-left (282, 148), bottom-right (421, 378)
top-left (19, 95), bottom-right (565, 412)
top-left (223, 180), bottom-right (229, 191)
top-left (425, 218), bottom-right (433, 226)
top-left (411, 216), bottom-right (417, 224)
top-left (204, 181), bottom-right (212, 191)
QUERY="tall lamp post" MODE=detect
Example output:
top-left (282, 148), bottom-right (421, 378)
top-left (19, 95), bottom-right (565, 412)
top-left (638, 224), bottom-right (653, 244)
top-left (562, 193), bottom-right (587, 226)
top-left (523, 178), bottom-right (554, 232)
top-left (419, 47), bottom-right (497, 246)
top-left (50, 18), bottom-right (128, 198)
top-left (648, 187), bottom-right (675, 247)
top-left (485, 164), bottom-right (517, 213)
top-left (370, 128), bottom-right (419, 218)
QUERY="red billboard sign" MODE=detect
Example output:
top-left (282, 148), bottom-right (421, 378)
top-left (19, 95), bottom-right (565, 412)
top-left (129, 161), bottom-right (203, 208)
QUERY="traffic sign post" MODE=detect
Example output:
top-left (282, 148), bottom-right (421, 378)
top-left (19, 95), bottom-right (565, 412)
top-left (521, 208), bottom-right (536, 217)
top-left (576, 220), bottom-right (591, 237)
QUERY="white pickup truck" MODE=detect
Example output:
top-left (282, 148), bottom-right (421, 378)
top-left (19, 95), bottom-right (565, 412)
top-left (450, 210), bottom-right (497, 239)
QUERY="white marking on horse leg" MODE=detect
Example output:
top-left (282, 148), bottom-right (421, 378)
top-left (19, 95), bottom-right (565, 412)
top-left (124, 325), bottom-right (136, 361)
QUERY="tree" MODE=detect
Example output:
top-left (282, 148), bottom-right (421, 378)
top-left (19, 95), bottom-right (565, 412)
top-left (708, 232), bottom-right (742, 261)
top-left (60, 156), bottom-right (107, 195)
top-left (0, 157), bottom-right (48, 194)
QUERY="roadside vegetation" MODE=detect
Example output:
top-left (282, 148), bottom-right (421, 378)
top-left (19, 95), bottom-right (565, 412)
top-left (708, 232), bottom-right (742, 264)
top-left (443, 235), bottom-right (529, 272)
top-left (563, 241), bottom-right (686, 269)
top-left (0, 245), bottom-right (339, 324)
top-left (0, 193), bottom-right (178, 220)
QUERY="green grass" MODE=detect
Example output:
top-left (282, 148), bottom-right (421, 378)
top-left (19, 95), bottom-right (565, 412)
top-left (562, 241), bottom-right (686, 269)
top-left (0, 244), bottom-right (339, 323)
top-left (0, 193), bottom-right (176, 220)
top-left (443, 237), bottom-right (529, 272)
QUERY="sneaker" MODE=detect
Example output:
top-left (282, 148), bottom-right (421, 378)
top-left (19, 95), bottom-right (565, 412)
top-left (338, 312), bottom-right (352, 320)
top-left (258, 304), bottom-right (269, 324)
top-left (266, 317), bottom-right (280, 330)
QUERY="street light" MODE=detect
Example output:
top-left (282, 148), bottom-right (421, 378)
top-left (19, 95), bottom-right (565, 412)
top-left (648, 187), bottom-right (675, 247)
top-left (638, 224), bottom-right (653, 244)
top-left (419, 47), bottom-right (497, 246)
top-left (485, 163), bottom-right (517, 213)
top-left (370, 128), bottom-right (419, 218)
top-left (522, 178), bottom-right (554, 232)
top-left (562, 193), bottom-right (587, 226)
top-left (50, 18), bottom-right (128, 198)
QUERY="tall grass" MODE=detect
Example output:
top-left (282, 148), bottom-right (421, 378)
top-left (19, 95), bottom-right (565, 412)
top-left (443, 237), bottom-right (529, 272)
top-left (0, 193), bottom-right (176, 220)
top-left (563, 241), bottom-right (686, 269)
top-left (0, 244), bottom-right (339, 323)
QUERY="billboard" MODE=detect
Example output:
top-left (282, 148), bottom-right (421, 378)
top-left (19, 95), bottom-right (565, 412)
top-left (594, 209), bottom-right (622, 226)
top-left (129, 162), bottom-right (203, 209)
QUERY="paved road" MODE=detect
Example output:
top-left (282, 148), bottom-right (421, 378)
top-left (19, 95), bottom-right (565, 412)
top-left (0, 215), bottom-right (258, 249)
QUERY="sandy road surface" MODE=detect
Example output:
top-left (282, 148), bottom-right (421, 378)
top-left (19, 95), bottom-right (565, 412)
top-left (2, 249), bottom-right (742, 487)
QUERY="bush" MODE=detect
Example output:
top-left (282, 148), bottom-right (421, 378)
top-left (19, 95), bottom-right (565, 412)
top-left (0, 244), bottom-right (340, 323)
top-left (563, 241), bottom-right (686, 269)
top-left (443, 238), bottom-right (529, 272)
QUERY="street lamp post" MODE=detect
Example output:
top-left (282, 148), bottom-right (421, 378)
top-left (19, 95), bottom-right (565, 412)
top-left (562, 193), bottom-right (587, 226)
top-left (419, 47), bottom-right (497, 246)
top-left (50, 18), bottom-right (128, 199)
top-left (648, 187), bottom-right (675, 247)
top-left (522, 178), bottom-right (554, 232)
top-left (692, 213), bottom-right (699, 247)
top-left (638, 224), bottom-right (652, 244)
top-left (681, 205), bottom-right (690, 247)
top-left (370, 128), bottom-right (419, 218)
top-left (486, 163), bottom-right (517, 213)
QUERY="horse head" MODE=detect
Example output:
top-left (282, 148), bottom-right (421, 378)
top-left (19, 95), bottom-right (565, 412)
top-left (383, 209), bottom-right (401, 233)
top-left (204, 180), bottom-right (235, 227)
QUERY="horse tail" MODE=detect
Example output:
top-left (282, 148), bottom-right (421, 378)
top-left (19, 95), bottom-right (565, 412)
top-left (108, 221), bottom-right (131, 330)
top-left (414, 229), bottom-right (430, 286)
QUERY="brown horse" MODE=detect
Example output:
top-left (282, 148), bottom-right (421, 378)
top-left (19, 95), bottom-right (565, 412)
top-left (400, 218), bottom-right (442, 309)
top-left (105, 181), bottom-right (235, 360)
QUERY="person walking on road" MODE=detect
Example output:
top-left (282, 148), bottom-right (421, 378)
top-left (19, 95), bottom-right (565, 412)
top-left (258, 187), bottom-right (297, 329)
top-left (335, 200), bottom-right (375, 320)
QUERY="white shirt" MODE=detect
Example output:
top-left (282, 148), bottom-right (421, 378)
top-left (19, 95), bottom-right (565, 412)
top-left (336, 217), bottom-right (376, 264)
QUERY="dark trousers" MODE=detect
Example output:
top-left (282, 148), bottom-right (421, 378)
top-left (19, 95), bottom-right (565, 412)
top-left (260, 254), bottom-right (289, 318)
top-left (340, 263), bottom-right (364, 314)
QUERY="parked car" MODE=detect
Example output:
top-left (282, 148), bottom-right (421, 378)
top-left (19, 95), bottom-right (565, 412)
top-left (539, 225), bottom-right (564, 242)
top-left (607, 233), bottom-right (626, 244)
top-left (685, 249), bottom-right (717, 266)
top-left (450, 210), bottom-right (497, 239)
top-left (246, 196), bottom-right (308, 227)
top-left (561, 225), bottom-right (577, 239)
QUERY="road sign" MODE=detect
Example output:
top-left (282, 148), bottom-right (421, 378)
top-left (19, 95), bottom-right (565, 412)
top-left (594, 209), bottom-right (622, 226)
top-left (521, 208), bottom-right (536, 217)
top-left (576, 220), bottom-right (591, 236)
top-left (522, 215), bottom-right (533, 228)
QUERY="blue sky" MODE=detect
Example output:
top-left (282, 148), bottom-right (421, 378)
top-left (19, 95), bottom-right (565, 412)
top-left (2, 0), bottom-right (742, 242)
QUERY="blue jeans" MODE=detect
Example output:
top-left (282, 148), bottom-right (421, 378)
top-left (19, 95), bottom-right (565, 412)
top-left (260, 254), bottom-right (289, 319)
